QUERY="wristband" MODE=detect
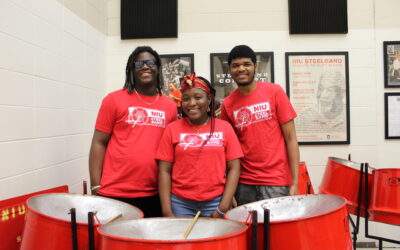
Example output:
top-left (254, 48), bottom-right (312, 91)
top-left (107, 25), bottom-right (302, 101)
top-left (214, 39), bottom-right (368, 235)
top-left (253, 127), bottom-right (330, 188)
top-left (90, 185), bottom-right (101, 191)
top-left (216, 207), bottom-right (225, 216)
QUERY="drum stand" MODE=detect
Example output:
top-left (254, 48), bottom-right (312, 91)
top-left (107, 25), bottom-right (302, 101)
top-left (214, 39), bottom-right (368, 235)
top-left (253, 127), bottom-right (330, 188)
top-left (250, 209), bottom-right (271, 250)
top-left (348, 164), bottom-right (364, 249)
top-left (69, 208), bottom-right (96, 250)
top-left (362, 163), bottom-right (400, 250)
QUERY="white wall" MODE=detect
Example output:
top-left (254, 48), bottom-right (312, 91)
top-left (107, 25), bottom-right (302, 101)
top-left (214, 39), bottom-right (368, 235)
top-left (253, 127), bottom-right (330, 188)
top-left (106, 0), bottom-right (400, 246)
top-left (0, 0), bottom-right (107, 199)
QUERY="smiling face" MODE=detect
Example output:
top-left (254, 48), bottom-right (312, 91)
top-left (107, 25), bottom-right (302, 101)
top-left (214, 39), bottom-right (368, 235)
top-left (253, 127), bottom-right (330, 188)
top-left (229, 57), bottom-right (257, 86)
top-left (181, 88), bottom-right (210, 125)
top-left (132, 52), bottom-right (159, 88)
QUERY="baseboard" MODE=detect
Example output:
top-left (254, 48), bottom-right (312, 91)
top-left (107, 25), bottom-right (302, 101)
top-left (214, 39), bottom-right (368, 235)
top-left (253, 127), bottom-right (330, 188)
top-left (356, 241), bottom-right (377, 248)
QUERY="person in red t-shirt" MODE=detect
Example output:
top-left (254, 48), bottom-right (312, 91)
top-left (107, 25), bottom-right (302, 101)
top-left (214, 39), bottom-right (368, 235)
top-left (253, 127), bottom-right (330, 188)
top-left (157, 73), bottom-right (243, 218)
top-left (221, 45), bottom-right (300, 206)
top-left (89, 46), bottom-right (178, 217)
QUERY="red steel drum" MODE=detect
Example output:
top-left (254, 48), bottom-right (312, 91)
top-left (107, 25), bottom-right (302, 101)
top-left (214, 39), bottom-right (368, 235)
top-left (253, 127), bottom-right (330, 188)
top-left (20, 193), bottom-right (143, 250)
top-left (369, 168), bottom-right (400, 225)
top-left (98, 218), bottom-right (248, 250)
top-left (225, 194), bottom-right (352, 250)
top-left (319, 157), bottom-right (373, 216)
top-left (298, 162), bottom-right (315, 195)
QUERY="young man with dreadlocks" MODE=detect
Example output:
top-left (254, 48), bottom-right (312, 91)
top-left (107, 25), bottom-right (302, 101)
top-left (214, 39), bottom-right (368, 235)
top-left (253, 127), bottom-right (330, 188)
top-left (89, 46), bottom-right (177, 217)
top-left (221, 45), bottom-right (300, 206)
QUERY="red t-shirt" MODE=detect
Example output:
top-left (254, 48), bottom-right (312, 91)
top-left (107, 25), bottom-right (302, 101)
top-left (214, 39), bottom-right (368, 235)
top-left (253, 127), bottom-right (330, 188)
top-left (221, 82), bottom-right (297, 186)
top-left (156, 118), bottom-right (243, 201)
top-left (95, 89), bottom-right (177, 198)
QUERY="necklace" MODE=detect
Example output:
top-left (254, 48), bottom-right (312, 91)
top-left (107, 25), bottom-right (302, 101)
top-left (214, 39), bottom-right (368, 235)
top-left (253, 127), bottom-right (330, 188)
top-left (187, 117), bottom-right (210, 134)
top-left (134, 90), bottom-right (159, 105)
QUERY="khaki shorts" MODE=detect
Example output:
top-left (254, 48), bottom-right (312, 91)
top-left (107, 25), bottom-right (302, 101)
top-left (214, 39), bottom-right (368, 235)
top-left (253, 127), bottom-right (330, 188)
top-left (235, 183), bottom-right (290, 206)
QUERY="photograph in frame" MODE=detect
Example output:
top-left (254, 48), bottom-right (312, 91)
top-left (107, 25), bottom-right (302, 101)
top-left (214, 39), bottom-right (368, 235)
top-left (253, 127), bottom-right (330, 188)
top-left (384, 41), bottom-right (400, 88)
top-left (210, 52), bottom-right (274, 113)
top-left (385, 93), bottom-right (400, 139)
top-left (160, 54), bottom-right (194, 106)
top-left (285, 52), bottom-right (350, 145)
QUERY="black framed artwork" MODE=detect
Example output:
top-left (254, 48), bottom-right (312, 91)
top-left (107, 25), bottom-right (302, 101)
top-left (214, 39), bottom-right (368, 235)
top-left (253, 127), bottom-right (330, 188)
top-left (285, 52), bottom-right (350, 145)
top-left (210, 52), bottom-right (274, 110)
top-left (160, 54), bottom-right (194, 96)
top-left (384, 41), bottom-right (400, 88)
top-left (385, 93), bottom-right (400, 139)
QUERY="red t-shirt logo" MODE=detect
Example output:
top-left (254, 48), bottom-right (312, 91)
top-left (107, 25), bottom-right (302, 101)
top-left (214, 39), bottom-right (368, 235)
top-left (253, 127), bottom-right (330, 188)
top-left (236, 107), bottom-right (252, 127)
top-left (127, 107), bottom-right (148, 127)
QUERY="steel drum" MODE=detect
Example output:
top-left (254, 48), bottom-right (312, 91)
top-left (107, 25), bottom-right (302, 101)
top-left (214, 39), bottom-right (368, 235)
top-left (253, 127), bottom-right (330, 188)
top-left (369, 168), bottom-right (400, 225)
top-left (319, 157), bottom-right (373, 216)
top-left (298, 162), bottom-right (315, 195)
top-left (20, 193), bottom-right (143, 250)
top-left (98, 218), bottom-right (248, 250)
top-left (225, 194), bottom-right (352, 250)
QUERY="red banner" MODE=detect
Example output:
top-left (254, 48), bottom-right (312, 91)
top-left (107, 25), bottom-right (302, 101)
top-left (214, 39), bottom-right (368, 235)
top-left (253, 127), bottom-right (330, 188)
top-left (0, 185), bottom-right (69, 250)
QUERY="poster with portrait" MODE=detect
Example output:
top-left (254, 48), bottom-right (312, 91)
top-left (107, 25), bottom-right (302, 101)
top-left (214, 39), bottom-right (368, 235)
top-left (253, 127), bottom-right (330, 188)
top-left (384, 41), bottom-right (400, 88)
top-left (210, 52), bottom-right (274, 112)
top-left (385, 93), bottom-right (400, 139)
top-left (285, 52), bottom-right (350, 145)
top-left (160, 54), bottom-right (194, 105)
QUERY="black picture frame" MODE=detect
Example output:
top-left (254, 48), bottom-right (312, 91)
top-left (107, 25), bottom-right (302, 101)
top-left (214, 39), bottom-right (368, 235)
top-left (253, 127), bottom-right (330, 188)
top-left (210, 52), bottom-right (274, 109)
top-left (159, 54), bottom-right (194, 95)
top-left (285, 52), bottom-right (350, 145)
top-left (383, 41), bottom-right (400, 88)
top-left (384, 92), bottom-right (400, 139)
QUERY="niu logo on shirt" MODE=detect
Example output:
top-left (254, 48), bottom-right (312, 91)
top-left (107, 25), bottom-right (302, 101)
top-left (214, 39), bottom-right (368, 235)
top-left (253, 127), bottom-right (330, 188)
top-left (126, 107), bottom-right (166, 128)
top-left (179, 132), bottom-right (224, 150)
top-left (233, 102), bottom-right (272, 129)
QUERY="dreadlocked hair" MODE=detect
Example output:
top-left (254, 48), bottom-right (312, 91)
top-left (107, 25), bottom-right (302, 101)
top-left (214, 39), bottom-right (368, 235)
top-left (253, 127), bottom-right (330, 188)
top-left (123, 46), bottom-right (163, 94)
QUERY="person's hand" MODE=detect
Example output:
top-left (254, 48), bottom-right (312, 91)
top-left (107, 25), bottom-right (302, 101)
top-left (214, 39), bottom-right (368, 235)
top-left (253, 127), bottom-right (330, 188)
top-left (162, 210), bottom-right (175, 217)
top-left (289, 184), bottom-right (298, 196)
top-left (231, 197), bottom-right (238, 208)
top-left (211, 210), bottom-right (224, 218)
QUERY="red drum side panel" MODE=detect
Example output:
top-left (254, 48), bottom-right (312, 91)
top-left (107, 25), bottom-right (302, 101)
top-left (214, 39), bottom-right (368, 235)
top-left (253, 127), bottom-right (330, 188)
top-left (319, 158), bottom-right (372, 216)
top-left (20, 207), bottom-right (100, 250)
top-left (369, 168), bottom-right (400, 225)
top-left (242, 205), bottom-right (352, 250)
top-left (298, 162), bottom-right (315, 195)
top-left (99, 228), bottom-right (247, 250)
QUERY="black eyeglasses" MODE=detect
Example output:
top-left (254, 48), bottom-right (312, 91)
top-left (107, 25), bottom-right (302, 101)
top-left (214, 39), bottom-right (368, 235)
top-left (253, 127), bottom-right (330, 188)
top-left (133, 60), bottom-right (157, 69)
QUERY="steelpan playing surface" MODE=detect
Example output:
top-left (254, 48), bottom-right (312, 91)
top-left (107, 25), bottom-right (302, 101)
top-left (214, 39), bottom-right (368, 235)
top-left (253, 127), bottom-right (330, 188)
top-left (226, 194), bottom-right (346, 222)
top-left (99, 218), bottom-right (247, 240)
top-left (27, 193), bottom-right (143, 224)
top-left (330, 157), bottom-right (360, 169)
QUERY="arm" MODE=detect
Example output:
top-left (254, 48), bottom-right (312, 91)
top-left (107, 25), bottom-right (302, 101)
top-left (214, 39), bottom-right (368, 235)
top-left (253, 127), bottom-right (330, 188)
top-left (158, 160), bottom-right (175, 217)
top-left (88, 130), bottom-right (111, 195)
top-left (281, 119), bottom-right (300, 196)
top-left (211, 159), bottom-right (241, 218)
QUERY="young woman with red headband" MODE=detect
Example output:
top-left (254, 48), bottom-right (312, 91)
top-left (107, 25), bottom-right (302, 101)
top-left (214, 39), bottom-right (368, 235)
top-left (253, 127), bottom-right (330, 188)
top-left (156, 73), bottom-right (243, 218)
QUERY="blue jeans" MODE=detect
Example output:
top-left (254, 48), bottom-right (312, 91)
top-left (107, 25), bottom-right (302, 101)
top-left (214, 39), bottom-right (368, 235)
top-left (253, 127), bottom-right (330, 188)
top-left (171, 194), bottom-right (222, 217)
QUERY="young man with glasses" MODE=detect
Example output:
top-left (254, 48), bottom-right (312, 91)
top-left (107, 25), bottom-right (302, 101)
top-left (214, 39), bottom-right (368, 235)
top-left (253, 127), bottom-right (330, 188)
top-left (89, 46), bottom-right (177, 217)
top-left (221, 45), bottom-right (300, 206)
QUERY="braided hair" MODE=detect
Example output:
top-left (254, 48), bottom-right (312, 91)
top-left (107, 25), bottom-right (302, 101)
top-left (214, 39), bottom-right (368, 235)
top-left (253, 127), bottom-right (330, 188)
top-left (123, 46), bottom-right (163, 94)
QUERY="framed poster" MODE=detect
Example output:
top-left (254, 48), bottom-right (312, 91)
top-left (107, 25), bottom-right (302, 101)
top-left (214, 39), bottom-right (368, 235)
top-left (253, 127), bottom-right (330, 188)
top-left (384, 41), bottom-right (400, 88)
top-left (285, 52), bottom-right (350, 145)
top-left (160, 54), bottom-right (194, 97)
top-left (210, 52), bottom-right (274, 110)
top-left (385, 93), bottom-right (400, 139)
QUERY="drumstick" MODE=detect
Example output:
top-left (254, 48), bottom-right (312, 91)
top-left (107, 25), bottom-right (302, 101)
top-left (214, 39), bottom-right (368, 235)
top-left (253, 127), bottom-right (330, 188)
top-left (106, 213), bottom-right (123, 224)
top-left (183, 211), bottom-right (201, 239)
